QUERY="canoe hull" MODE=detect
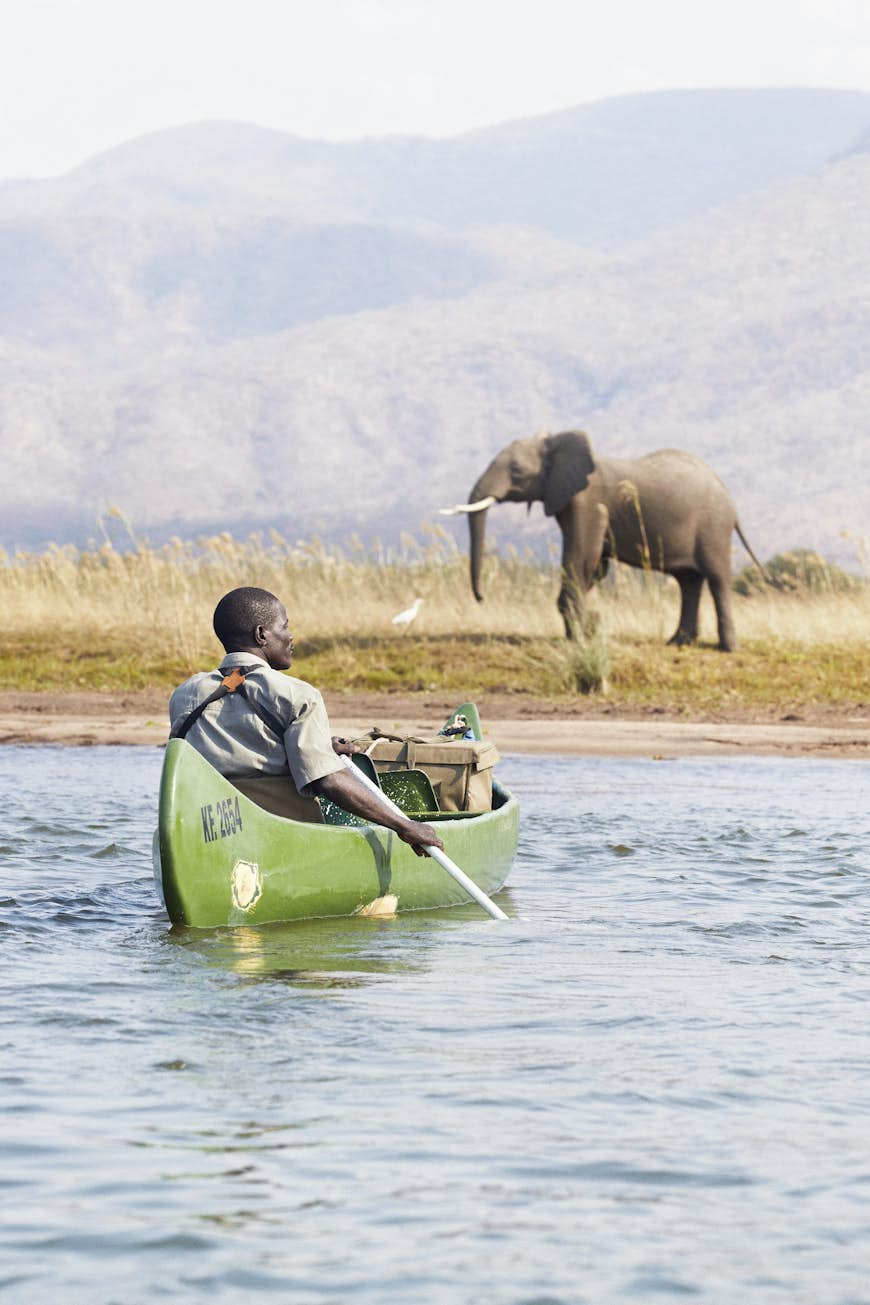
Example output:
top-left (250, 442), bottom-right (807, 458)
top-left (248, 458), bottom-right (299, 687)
top-left (156, 740), bottom-right (518, 928)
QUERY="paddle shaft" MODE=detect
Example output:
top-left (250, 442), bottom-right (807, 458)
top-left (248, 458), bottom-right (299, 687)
top-left (341, 756), bottom-right (508, 921)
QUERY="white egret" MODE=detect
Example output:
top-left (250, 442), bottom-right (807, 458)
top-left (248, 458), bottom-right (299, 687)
top-left (391, 597), bottom-right (423, 632)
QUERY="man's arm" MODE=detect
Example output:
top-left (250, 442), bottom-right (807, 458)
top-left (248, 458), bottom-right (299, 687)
top-left (312, 769), bottom-right (444, 857)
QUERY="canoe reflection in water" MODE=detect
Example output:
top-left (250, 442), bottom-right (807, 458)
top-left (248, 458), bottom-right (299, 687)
top-left (166, 900), bottom-right (518, 988)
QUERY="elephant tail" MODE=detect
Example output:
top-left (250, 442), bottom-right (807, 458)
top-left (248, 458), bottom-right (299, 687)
top-left (734, 522), bottom-right (776, 586)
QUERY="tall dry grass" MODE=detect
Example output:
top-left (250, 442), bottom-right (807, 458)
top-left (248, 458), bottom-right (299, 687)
top-left (596, 565), bottom-right (870, 648)
top-left (0, 523), bottom-right (570, 661)
top-left (0, 520), bottom-right (867, 696)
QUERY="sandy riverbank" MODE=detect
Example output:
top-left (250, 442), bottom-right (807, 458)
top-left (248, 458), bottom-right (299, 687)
top-left (0, 691), bottom-right (867, 758)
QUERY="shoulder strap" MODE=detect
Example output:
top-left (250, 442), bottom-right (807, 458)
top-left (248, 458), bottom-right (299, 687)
top-left (236, 680), bottom-right (287, 741)
top-left (170, 666), bottom-right (287, 742)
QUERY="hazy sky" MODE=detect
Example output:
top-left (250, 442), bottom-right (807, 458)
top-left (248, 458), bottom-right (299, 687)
top-left (3, 0), bottom-right (870, 180)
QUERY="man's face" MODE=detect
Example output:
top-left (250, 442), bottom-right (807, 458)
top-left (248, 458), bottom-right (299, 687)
top-left (258, 603), bottom-right (294, 671)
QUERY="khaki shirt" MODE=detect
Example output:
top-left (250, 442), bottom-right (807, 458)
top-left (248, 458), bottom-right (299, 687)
top-left (168, 651), bottom-right (343, 794)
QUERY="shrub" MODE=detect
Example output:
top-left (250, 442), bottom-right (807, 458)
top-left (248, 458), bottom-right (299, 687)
top-left (734, 548), bottom-right (861, 595)
top-left (557, 635), bottom-right (612, 695)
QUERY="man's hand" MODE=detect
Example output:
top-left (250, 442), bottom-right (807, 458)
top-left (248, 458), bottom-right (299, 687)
top-left (396, 819), bottom-right (444, 857)
top-left (331, 736), bottom-right (359, 756)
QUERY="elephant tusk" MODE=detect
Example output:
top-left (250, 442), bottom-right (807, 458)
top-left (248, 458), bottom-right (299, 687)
top-left (438, 496), bottom-right (497, 516)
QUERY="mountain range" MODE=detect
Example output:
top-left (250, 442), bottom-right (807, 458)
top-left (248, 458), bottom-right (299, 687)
top-left (1, 87), bottom-right (869, 566)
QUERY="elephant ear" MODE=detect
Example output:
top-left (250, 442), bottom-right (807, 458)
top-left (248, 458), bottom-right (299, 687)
top-left (542, 430), bottom-right (596, 516)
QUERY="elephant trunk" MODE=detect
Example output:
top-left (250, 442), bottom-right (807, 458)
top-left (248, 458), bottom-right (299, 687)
top-left (467, 468), bottom-right (504, 601)
top-left (469, 503), bottom-right (489, 602)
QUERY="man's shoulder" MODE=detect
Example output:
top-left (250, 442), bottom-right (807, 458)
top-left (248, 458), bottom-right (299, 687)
top-left (248, 667), bottom-right (321, 704)
top-left (173, 669), bottom-right (219, 690)
top-left (169, 670), bottom-right (219, 708)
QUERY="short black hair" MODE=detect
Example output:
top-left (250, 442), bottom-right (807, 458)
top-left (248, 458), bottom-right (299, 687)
top-left (213, 587), bottom-right (282, 652)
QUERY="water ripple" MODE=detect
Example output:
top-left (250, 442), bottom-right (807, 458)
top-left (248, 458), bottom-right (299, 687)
top-left (0, 747), bottom-right (869, 1305)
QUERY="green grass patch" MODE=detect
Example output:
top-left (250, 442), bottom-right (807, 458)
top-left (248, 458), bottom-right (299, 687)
top-left (0, 635), bottom-right (195, 692)
top-left (4, 631), bottom-right (866, 712)
top-left (606, 639), bottom-right (869, 710)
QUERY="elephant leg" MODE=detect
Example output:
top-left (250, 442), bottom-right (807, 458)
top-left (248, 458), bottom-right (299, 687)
top-left (557, 501), bottom-right (608, 640)
top-left (707, 571), bottom-right (738, 652)
top-left (557, 569), bottom-right (586, 640)
top-left (669, 570), bottom-right (703, 645)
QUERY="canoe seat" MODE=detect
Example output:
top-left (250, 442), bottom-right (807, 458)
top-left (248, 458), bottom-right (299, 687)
top-left (230, 774), bottom-right (324, 824)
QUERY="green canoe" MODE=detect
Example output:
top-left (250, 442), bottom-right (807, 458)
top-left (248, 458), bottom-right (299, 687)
top-left (154, 738), bottom-right (519, 928)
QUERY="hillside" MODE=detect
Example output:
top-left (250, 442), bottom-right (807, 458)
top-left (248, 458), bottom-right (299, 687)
top-left (1, 89), bottom-right (869, 564)
top-left (7, 87), bottom-right (870, 244)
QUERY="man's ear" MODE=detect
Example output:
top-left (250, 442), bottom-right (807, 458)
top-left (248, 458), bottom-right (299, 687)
top-left (253, 624), bottom-right (267, 646)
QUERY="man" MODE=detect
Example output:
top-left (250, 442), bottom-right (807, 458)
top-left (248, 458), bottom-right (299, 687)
top-left (169, 586), bottom-right (443, 856)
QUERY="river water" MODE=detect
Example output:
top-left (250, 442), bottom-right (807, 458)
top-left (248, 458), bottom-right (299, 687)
top-left (1, 744), bottom-right (868, 1304)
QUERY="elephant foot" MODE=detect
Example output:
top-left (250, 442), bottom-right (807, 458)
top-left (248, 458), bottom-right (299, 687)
top-left (668, 630), bottom-right (697, 647)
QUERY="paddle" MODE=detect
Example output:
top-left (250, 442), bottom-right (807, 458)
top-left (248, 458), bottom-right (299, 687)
top-left (340, 756), bottom-right (508, 921)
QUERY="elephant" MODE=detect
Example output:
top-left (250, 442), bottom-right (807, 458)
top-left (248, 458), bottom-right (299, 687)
top-left (442, 430), bottom-right (767, 651)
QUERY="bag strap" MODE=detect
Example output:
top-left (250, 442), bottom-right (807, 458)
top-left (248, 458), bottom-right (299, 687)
top-left (363, 728), bottom-right (430, 744)
top-left (171, 666), bottom-right (286, 742)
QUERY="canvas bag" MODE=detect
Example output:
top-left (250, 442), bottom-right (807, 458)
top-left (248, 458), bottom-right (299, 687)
top-left (360, 729), bottom-right (500, 812)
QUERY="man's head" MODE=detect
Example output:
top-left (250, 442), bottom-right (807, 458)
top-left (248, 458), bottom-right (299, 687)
top-left (212, 587), bottom-right (294, 670)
